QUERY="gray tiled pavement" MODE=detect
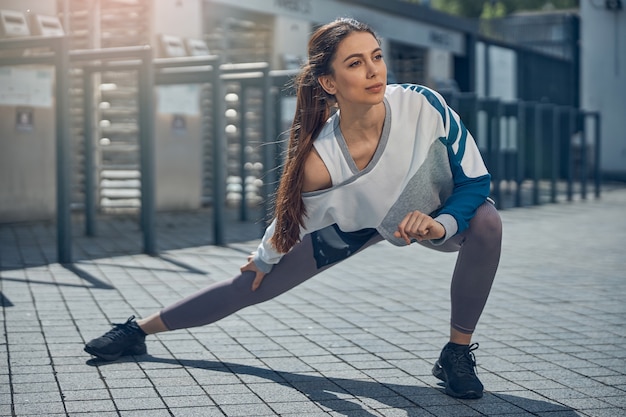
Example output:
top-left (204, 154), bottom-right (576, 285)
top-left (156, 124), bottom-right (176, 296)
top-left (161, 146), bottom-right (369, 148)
top-left (1, 188), bottom-right (625, 416)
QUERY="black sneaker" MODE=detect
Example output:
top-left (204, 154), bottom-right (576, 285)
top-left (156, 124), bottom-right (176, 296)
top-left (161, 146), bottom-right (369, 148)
top-left (84, 316), bottom-right (147, 361)
top-left (432, 342), bottom-right (484, 399)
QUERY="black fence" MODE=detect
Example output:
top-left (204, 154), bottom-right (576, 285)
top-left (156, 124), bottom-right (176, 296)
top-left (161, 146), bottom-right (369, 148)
top-left (444, 92), bottom-right (600, 210)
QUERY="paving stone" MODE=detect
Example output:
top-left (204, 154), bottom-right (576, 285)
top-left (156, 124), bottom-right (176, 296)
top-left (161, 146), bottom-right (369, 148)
top-left (167, 406), bottom-right (226, 417)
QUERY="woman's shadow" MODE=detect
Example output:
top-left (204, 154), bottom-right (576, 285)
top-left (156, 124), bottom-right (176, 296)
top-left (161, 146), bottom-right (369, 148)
top-left (88, 355), bottom-right (579, 416)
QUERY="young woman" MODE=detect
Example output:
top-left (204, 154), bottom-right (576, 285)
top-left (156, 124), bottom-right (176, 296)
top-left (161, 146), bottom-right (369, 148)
top-left (85, 18), bottom-right (502, 400)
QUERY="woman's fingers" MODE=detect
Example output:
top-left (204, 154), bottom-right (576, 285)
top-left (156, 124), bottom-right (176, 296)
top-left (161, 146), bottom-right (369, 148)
top-left (397, 211), bottom-right (419, 242)
top-left (251, 271), bottom-right (266, 292)
top-left (395, 215), bottom-right (410, 243)
top-left (394, 211), bottom-right (441, 242)
top-left (240, 256), bottom-right (267, 292)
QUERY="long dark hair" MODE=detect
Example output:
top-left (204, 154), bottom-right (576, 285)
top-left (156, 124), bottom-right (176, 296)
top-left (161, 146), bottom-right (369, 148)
top-left (270, 18), bottom-right (379, 253)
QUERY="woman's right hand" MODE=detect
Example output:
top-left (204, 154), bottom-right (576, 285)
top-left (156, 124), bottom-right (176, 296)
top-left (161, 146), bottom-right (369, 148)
top-left (393, 210), bottom-right (445, 244)
top-left (240, 255), bottom-right (267, 292)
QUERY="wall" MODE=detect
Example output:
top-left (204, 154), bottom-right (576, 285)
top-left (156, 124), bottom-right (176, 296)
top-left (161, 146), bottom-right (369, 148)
top-left (153, 0), bottom-right (203, 43)
top-left (427, 49), bottom-right (453, 87)
top-left (580, 2), bottom-right (626, 179)
top-left (208, 0), bottom-right (466, 55)
top-left (0, 105), bottom-right (56, 222)
top-left (475, 42), bottom-right (517, 101)
top-left (272, 15), bottom-right (310, 69)
top-left (0, 0), bottom-right (56, 16)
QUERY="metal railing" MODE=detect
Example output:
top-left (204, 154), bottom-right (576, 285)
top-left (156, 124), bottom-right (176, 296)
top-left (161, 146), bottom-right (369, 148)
top-left (221, 67), bottom-right (299, 224)
top-left (76, 45), bottom-right (156, 254)
top-left (444, 92), bottom-right (601, 209)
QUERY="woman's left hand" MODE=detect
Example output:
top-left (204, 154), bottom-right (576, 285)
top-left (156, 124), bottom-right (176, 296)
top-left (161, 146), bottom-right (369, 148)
top-left (240, 255), bottom-right (267, 291)
top-left (393, 210), bottom-right (445, 244)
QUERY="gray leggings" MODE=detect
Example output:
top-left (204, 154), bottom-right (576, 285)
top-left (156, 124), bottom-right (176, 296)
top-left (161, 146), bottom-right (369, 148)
top-left (160, 201), bottom-right (502, 334)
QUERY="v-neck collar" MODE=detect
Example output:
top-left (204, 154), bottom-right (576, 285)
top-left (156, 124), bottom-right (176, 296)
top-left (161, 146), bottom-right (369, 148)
top-left (333, 98), bottom-right (391, 175)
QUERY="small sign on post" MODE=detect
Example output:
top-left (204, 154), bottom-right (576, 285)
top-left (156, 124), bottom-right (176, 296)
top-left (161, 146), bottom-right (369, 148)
top-left (15, 107), bottom-right (33, 131)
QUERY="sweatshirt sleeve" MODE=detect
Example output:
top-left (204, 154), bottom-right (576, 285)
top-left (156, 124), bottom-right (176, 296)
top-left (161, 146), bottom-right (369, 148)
top-left (252, 218), bottom-right (310, 273)
top-left (252, 219), bottom-right (284, 273)
top-left (432, 105), bottom-right (491, 244)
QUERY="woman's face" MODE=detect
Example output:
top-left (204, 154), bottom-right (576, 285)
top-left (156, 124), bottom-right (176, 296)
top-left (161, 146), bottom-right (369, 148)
top-left (319, 31), bottom-right (387, 108)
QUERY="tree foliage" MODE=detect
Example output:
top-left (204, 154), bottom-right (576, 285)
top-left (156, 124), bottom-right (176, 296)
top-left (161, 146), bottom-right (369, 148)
top-left (403, 0), bottom-right (579, 18)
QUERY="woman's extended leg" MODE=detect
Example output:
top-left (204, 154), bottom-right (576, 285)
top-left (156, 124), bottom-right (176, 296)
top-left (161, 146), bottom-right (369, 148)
top-left (159, 233), bottom-right (382, 330)
top-left (85, 232), bottom-right (383, 360)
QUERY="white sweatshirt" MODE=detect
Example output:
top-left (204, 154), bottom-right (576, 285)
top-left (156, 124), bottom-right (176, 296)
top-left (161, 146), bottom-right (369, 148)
top-left (253, 84), bottom-right (491, 273)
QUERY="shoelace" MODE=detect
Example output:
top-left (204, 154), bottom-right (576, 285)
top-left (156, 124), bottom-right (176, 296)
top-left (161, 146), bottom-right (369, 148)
top-left (451, 342), bottom-right (479, 376)
top-left (103, 316), bottom-right (138, 341)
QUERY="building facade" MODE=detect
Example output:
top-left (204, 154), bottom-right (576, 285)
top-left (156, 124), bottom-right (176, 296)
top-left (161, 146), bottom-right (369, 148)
top-left (580, 1), bottom-right (626, 180)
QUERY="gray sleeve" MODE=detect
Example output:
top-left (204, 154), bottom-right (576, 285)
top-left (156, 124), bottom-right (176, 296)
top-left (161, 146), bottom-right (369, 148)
top-left (430, 213), bottom-right (458, 246)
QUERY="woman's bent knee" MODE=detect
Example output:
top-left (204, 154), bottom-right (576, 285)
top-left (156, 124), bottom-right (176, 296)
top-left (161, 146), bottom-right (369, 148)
top-left (470, 202), bottom-right (502, 244)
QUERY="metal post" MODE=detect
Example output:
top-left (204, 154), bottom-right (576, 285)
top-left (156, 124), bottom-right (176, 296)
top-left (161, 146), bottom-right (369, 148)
top-left (262, 65), bottom-right (275, 227)
top-left (550, 106), bottom-right (559, 204)
top-left (54, 36), bottom-right (73, 263)
top-left (503, 106), bottom-right (515, 196)
top-left (566, 107), bottom-right (575, 201)
top-left (593, 112), bottom-right (602, 198)
top-left (484, 44), bottom-right (491, 97)
top-left (483, 101), bottom-right (492, 172)
top-left (239, 85), bottom-right (248, 222)
top-left (270, 78), bottom-right (289, 225)
top-left (515, 102), bottom-right (525, 208)
top-left (491, 100), bottom-right (503, 207)
top-left (463, 93), bottom-right (479, 142)
top-left (269, 71), bottom-right (298, 213)
top-left (83, 69), bottom-right (96, 236)
top-left (532, 103), bottom-right (542, 205)
top-left (212, 61), bottom-right (226, 245)
top-left (579, 112), bottom-right (588, 200)
top-left (138, 46), bottom-right (157, 255)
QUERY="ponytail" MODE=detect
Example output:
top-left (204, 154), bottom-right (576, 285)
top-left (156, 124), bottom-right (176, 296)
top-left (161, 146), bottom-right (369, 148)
top-left (270, 67), bottom-right (331, 253)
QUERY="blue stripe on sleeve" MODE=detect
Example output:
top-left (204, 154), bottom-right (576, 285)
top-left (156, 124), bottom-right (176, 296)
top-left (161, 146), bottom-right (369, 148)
top-left (400, 84), bottom-right (447, 123)
top-left (441, 108), bottom-right (468, 160)
top-left (437, 108), bottom-right (490, 233)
